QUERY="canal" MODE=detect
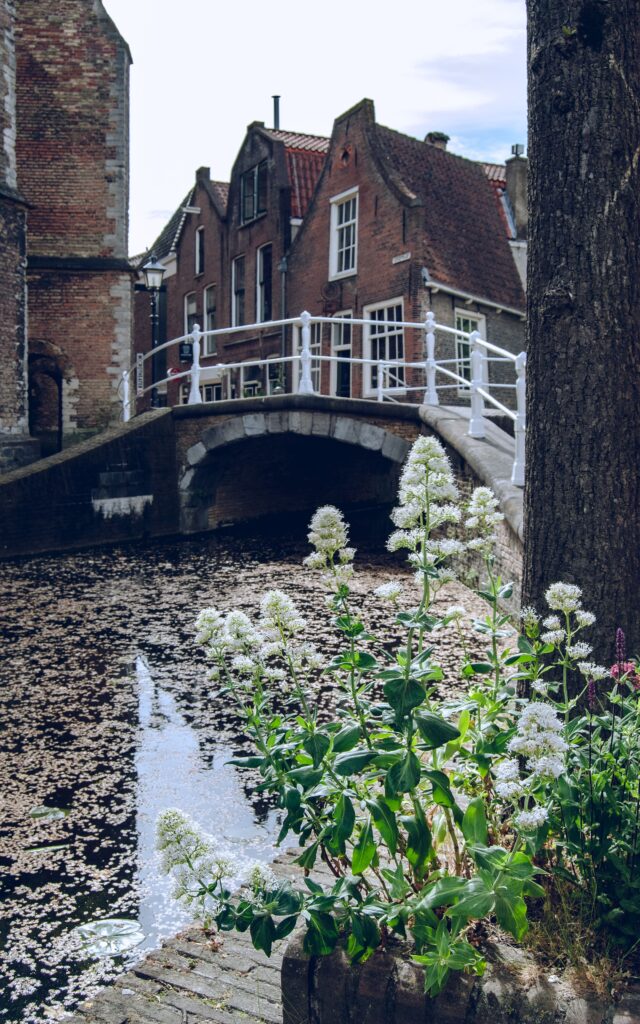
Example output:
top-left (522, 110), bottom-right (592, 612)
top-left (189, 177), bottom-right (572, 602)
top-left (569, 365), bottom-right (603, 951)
top-left (0, 516), bottom-right (484, 1022)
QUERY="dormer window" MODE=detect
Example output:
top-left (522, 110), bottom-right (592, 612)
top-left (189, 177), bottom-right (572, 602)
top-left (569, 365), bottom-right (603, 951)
top-left (241, 161), bottom-right (268, 224)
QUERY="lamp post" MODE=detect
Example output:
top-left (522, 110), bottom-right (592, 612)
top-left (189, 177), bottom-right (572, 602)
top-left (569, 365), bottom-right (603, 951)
top-left (142, 256), bottom-right (166, 408)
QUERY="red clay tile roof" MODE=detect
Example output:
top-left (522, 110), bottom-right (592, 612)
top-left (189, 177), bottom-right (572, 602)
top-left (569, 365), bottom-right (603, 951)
top-left (375, 125), bottom-right (524, 310)
top-left (263, 129), bottom-right (329, 218)
top-left (264, 129), bottom-right (330, 154)
top-left (285, 149), bottom-right (327, 219)
top-left (482, 162), bottom-right (506, 183)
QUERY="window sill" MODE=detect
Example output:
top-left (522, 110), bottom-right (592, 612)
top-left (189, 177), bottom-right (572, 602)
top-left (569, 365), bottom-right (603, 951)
top-left (239, 211), bottom-right (268, 229)
top-left (329, 269), bottom-right (357, 282)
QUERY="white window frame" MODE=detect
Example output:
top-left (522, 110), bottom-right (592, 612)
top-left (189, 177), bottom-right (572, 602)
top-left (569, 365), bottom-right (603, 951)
top-left (231, 255), bottom-right (245, 327)
top-left (330, 310), bottom-right (352, 398)
top-left (329, 187), bottom-right (358, 280)
top-left (180, 382), bottom-right (223, 405)
top-left (240, 361), bottom-right (263, 397)
top-left (256, 243), bottom-right (273, 323)
top-left (266, 356), bottom-right (287, 395)
top-left (195, 226), bottom-right (205, 275)
top-left (454, 309), bottom-right (487, 395)
top-left (362, 298), bottom-right (405, 398)
top-left (292, 322), bottom-right (322, 393)
top-left (203, 285), bottom-right (217, 355)
top-left (184, 291), bottom-right (197, 335)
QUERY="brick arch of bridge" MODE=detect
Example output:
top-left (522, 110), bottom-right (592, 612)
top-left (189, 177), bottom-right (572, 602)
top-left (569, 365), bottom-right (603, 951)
top-left (177, 409), bottom-right (421, 534)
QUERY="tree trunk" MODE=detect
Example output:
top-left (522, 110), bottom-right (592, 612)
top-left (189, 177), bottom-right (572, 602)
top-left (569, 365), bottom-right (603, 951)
top-left (524, 1), bottom-right (640, 668)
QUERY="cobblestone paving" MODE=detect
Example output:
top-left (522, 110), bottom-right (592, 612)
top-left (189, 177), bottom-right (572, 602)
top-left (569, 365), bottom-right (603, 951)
top-left (68, 856), bottom-right (327, 1024)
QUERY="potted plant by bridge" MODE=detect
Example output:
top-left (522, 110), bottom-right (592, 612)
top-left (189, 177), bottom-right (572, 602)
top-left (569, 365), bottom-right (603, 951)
top-left (158, 436), bottom-right (640, 1022)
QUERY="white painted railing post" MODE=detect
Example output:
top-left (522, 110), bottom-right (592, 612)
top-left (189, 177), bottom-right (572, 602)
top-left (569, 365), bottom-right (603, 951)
top-left (423, 311), bottom-right (438, 405)
top-left (188, 324), bottom-right (203, 405)
top-left (298, 311), bottom-right (314, 394)
top-left (122, 370), bottom-right (130, 422)
top-left (377, 361), bottom-right (385, 402)
top-left (468, 330), bottom-right (486, 439)
top-left (511, 351), bottom-right (526, 486)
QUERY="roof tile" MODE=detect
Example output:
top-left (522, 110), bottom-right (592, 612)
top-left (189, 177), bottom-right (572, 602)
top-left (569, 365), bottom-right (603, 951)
top-left (375, 125), bottom-right (524, 310)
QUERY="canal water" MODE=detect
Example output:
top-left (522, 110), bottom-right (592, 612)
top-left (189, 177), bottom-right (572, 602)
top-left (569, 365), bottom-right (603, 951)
top-left (0, 516), bottom-right (484, 1022)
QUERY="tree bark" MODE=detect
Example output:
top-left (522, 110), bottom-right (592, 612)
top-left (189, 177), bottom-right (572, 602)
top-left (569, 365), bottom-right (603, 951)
top-left (524, 1), bottom-right (640, 666)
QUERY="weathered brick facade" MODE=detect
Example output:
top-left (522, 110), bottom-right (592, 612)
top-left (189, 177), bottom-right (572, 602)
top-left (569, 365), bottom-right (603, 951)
top-left (0, 0), bottom-right (134, 457)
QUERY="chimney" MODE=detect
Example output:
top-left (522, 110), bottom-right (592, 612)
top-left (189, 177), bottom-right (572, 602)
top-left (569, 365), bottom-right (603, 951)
top-left (196, 166), bottom-right (210, 184)
top-left (425, 131), bottom-right (449, 151)
top-left (505, 145), bottom-right (528, 239)
top-left (272, 95), bottom-right (280, 130)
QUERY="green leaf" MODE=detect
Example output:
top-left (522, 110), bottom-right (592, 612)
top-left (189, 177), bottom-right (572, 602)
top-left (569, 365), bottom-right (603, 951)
top-left (334, 748), bottom-right (378, 776)
top-left (331, 793), bottom-right (356, 853)
top-left (303, 911), bottom-right (339, 955)
top-left (303, 731), bottom-right (330, 768)
top-left (494, 880), bottom-right (529, 940)
top-left (226, 756), bottom-right (265, 768)
top-left (469, 662), bottom-right (493, 674)
top-left (414, 711), bottom-right (460, 749)
top-left (518, 636), bottom-right (535, 654)
top-left (295, 841), bottom-right (319, 870)
top-left (423, 769), bottom-right (455, 808)
top-left (332, 724), bottom-right (361, 753)
top-left (461, 798), bottom-right (488, 846)
top-left (352, 817), bottom-right (376, 874)
top-left (383, 676), bottom-right (425, 716)
top-left (73, 918), bottom-right (145, 958)
top-left (287, 765), bottom-right (324, 788)
top-left (366, 797), bottom-right (398, 856)
top-left (446, 877), bottom-right (495, 921)
top-left (250, 914), bottom-right (277, 957)
top-left (387, 752), bottom-right (421, 794)
top-left (418, 876), bottom-right (469, 911)
top-left (402, 802), bottom-right (432, 870)
top-left (275, 915), bottom-right (299, 941)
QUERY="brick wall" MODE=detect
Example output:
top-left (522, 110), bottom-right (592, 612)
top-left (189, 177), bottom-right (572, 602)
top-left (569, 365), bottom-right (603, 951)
top-left (15, 0), bottom-right (133, 439)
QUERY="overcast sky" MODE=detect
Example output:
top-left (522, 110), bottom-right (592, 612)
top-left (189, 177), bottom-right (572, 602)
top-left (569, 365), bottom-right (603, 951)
top-left (101, 0), bottom-right (527, 258)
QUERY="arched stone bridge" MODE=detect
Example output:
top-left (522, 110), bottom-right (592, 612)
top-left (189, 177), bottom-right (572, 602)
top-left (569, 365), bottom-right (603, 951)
top-left (0, 395), bottom-right (523, 603)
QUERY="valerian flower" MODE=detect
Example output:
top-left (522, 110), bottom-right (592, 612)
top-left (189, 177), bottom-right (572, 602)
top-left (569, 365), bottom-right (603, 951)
top-left (514, 806), bottom-right (549, 831)
top-left (306, 505), bottom-right (349, 559)
top-left (464, 487), bottom-right (504, 553)
top-left (259, 590), bottom-right (306, 637)
top-left (545, 582), bottom-right (583, 614)
top-left (374, 581), bottom-right (403, 603)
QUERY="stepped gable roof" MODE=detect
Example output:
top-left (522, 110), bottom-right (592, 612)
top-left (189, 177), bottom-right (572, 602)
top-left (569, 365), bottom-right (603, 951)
top-left (263, 128), bottom-right (329, 219)
top-left (374, 124), bottom-right (524, 311)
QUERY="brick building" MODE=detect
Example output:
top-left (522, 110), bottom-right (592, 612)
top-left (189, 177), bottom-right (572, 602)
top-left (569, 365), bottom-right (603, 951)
top-left (0, 0), bottom-right (132, 469)
top-left (286, 100), bottom-right (525, 403)
top-left (137, 99), bottom-right (525, 410)
top-left (136, 121), bottom-right (328, 405)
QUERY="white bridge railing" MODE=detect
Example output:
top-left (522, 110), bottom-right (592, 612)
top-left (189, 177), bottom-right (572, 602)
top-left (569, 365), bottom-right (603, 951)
top-left (119, 311), bottom-right (526, 486)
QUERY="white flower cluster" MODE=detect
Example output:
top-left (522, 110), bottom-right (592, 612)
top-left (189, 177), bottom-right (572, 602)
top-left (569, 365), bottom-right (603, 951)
top-left (304, 505), bottom-right (355, 591)
top-left (443, 604), bottom-right (466, 623)
top-left (388, 437), bottom-right (458, 545)
top-left (374, 580), bottom-right (403, 603)
top-left (514, 806), bottom-right (549, 831)
top-left (493, 758), bottom-right (525, 800)
top-left (577, 662), bottom-right (610, 681)
top-left (465, 487), bottom-right (504, 554)
top-left (545, 582), bottom-right (583, 615)
top-left (156, 809), bottom-right (272, 926)
top-left (508, 702), bottom-right (567, 778)
top-left (197, 589), bottom-right (319, 686)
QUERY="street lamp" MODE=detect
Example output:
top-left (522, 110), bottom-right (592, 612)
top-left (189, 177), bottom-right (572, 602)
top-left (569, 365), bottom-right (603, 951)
top-left (142, 255), bottom-right (166, 408)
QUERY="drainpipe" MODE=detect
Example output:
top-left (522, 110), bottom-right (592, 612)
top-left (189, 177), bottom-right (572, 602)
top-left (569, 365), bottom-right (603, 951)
top-left (278, 256), bottom-right (287, 359)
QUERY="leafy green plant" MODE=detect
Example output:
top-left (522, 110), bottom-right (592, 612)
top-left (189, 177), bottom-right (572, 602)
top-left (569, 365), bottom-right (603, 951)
top-left (157, 435), bottom-right (639, 993)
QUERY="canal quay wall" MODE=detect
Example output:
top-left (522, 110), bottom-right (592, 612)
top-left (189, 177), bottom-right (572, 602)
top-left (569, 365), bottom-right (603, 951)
top-left (0, 397), bottom-right (524, 606)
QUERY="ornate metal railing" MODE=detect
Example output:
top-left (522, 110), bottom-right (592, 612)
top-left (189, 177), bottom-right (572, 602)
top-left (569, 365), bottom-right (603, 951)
top-left (119, 311), bottom-right (526, 486)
